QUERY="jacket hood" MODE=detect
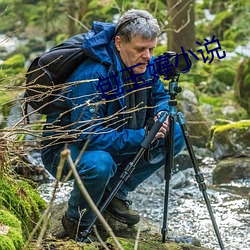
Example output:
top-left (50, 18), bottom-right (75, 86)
top-left (82, 21), bottom-right (116, 65)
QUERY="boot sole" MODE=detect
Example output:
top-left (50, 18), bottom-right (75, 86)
top-left (105, 210), bottom-right (140, 225)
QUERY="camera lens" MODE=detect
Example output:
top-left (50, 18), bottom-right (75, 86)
top-left (176, 53), bottom-right (192, 73)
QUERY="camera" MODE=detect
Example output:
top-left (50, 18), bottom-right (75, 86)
top-left (156, 51), bottom-right (192, 79)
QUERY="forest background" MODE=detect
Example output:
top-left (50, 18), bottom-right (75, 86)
top-left (0, 0), bottom-right (250, 126)
top-left (0, 1), bottom-right (250, 249)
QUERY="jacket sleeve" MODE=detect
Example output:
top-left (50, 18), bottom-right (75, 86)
top-left (145, 56), bottom-right (170, 115)
top-left (66, 61), bottom-right (146, 156)
top-left (152, 78), bottom-right (170, 115)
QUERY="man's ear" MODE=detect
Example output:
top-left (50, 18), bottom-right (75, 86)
top-left (115, 36), bottom-right (122, 51)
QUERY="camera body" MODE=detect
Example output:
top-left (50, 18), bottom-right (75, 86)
top-left (157, 51), bottom-right (192, 79)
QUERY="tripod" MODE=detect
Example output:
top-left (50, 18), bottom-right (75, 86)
top-left (81, 110), bottom-right (168, 241)
top-left (161, 76), bottom-right (225, 249)
top-left (82, 76), bottom-right (225, 249)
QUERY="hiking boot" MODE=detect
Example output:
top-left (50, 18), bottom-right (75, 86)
top-left (105, 196), bottom-right (140, 225)
top-left (61, 213), bottom-right (97, 243)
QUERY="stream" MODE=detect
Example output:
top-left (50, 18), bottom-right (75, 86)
top-left (38, 155), bottom-right (250, 250)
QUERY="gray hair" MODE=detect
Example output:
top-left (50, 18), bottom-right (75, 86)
top-left (115, 9), bottom-right (160, 43)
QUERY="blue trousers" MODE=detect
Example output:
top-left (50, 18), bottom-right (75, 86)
top-left (41, 123), bottom-right (185, 226)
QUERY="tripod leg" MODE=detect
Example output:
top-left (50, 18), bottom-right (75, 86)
top-left (177, 112), bottom-right (225, 250)
top-left (162, 114), bottom-right (175, 243)
top-left (81, 112), bottom-right (168, 241)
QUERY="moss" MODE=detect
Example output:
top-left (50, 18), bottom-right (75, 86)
top-left (84, 243), bottom-right (100, 250)
top-left (0, 54), bottom-right (26, 87)
top-left (0, 54), bottom-right (26, 82)
top-left (208, 10), bottom-right (234, 41)
top-left (214, 119), bottom-right (232, 126)
top-left (235, 57), bottom-right (250, 116)
top-left (115, 238), bottom-right (135, 250)
top-left (29, 239), bottom-right (98, 250)
top-left (184, 55), bottom-right (239, 96)
top-left (0, 209), bottom-right (24, 249)
top-left (0, 209), bottom-right (21, 229)
top-left (209, 120), bottom-right (250, 151)
top-left (1, 54), bottom-right (25, 69)
top-left (219, 40), bottom-right (237, 52)
top-left (213, 120), bottom-right (250, 133)
top-left (106, 237), bottom-right (209, 250)
top-left (0, 235), bottom-right (16, 250)
top-left (0, 174), bottom-right (47, 239)
top-left (27, 238), bottom-right (211, 250)
top-left (199, 95), bottom-right (224, 107)
top-left (7, 228), bottom-right (24, 249)
top-left (199, 90), bottom-right (249, 122)
top-left (213, 67), bottom-right (235, 86)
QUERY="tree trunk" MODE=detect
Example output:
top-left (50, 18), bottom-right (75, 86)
top-left (78, 0), bottom-right (88, 20)
top-left (67, 0), bottom-right (76, 36)
top-left (167, 0), bottom-right (196, 53)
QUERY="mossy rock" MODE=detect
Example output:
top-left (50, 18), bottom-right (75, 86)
top-left (29, 237), bottom-right (211, 250)
top-left (212, 67), bottom-right (235, 86)
top-left (1, 53), bottom-right (26, 76)
top-left (0, 209), bottom-right (24, 250)
top-left (199, 92), bottom-right (248, 122)
top-left (43, 202), bottom-right (211, 250)
top-left (1, 54), bottom-right (25, 69)
top-left (0, 54), bottom-right (26, 86)
top-left (0, 174), bottom-right (47, 239)
top-left (209, 120), bottom-right (250, 160)
top-left (106, 237), bottom-right (211, 250)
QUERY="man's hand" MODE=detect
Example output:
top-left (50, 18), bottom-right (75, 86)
top-left (154, 111), bottom-right (169, 139)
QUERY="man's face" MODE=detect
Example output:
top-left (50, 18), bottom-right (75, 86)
top-left (115, 35), bottom-right (157, 74)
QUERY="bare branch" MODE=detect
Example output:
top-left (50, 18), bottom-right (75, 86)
top-left (63, 148), bottom-right (124, 250)
top-left (22, 154), bottom-right (65, 249)
top-left (162, 0), bottom-right (193, 34)
top-left (68, 14), bottom-right (90, 32)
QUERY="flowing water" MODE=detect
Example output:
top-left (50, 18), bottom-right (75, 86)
top-left (38, 156), bottom-right (250, 250)
top-left (128, 158), bottom-right (250, 250)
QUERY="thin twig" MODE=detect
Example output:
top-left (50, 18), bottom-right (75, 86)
top-left (22, 154), bottom-right (65, 249)
top-left (61, 148), bottom-right (124, 250)
top-left (68, 14), bottom-right (90, 31)
top-left (93, 225), bottom-right (110, 250)
top-left (134, 220), bottom-right (142, 250)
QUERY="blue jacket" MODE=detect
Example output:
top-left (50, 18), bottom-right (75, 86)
top-left (44, 21), bottom-right (170, 156)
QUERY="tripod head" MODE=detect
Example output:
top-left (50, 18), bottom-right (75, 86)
top-left (156, 51), bottom-right (192, 99)
top-left (168, 76), bottom-right (182, 99)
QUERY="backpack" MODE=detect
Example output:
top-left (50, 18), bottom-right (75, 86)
top-left (24, 34), bottom-right (86, 115)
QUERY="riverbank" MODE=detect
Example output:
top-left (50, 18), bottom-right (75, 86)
top-left (38, 155), bottom-right (250, 250)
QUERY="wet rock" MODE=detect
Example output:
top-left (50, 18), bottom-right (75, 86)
top-left (181, 89), bottom-right (199, 105)
top-left (213, 157), bottom-right (250, 184)
top-left (38, 158), bottom-right (250, 249)
top-left (209, 119), bottom-right (250, 160)
top-left (12, 150), bottom-right (51, 183)
top-left (170, 168), bottom-right (193, 189)
top-left (179, 100), bottom-right (211, 148)
top-left (45, 202), bottom-right (210, 250)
